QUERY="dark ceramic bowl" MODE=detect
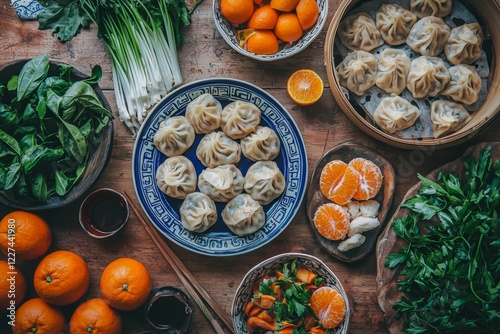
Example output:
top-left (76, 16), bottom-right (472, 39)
top-left (0, 58), bottom-right (113, 210)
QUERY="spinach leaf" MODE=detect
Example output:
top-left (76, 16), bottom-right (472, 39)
top-left (0, 104), bottom-right (19, 128)
top-left (17, 55), bottom-right (50, 101)
top-left (57, 117), bottom-right (87, 164)
top-left (4, 162), bottom-right (21, 190)
top-left (46, 89), bottom-right (63, 116)
top-left (54, 169), bottom-right (70, 196)
top-left (21, 145), bottom-right (49, 173)
top-left (21, 103), bottom-right (39, 125)
top-left (0, 128), bottom-right (21, 156)
top-left (7, 76), bottom-right (18, 91)
top-left (61, 81), bottom-right (110, 119)
top-left (31, 173), bottom-right (48, 202)
top-left (37, 0), bottom-right (90, 42)
top-left (83, 65), bottom-right (103, 85)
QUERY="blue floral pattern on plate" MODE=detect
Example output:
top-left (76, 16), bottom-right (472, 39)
top-left (11, 0), bottom-right (45, 19)
top-left (132, 78), bottom-right (308, 256)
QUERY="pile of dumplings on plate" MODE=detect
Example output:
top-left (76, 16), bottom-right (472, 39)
top-left (336, 0), bottom-right (484, 138)
top-left (153, 93), bottom-right (285, 236)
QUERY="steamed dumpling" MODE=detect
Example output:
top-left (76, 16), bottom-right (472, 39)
top-left (410, 0), bottom-right (452, 19)
top-left (407, 56), bottom-right (450, 98)
top-left (244, 161), bottom-right (285, 205)
top-left (185, 93), bottom-right (222, 134)
top-left (179, 192), bottom-right (217, 233)
top-left (338, 13), bottom-right (384, 52)
top-left (336, 50), bottom-right (378, 96)
top-left (431, 100), bottom-right (472, 138)
top-left (196, 131), bottom-right (241, 168)
top-left (374, 96), bottom-right (420, 134)
top-left (198, 164), bottom-right (244, 202)
top-left (241, 126), bottom-right (280, 161)
top-left (441, 65), bottom-right (482, 105)
top-left (153, 116), bottom-right (195, 157)
top-left (406, 16), bottom-right (451, 56)
top-left (222, 194), bottom-right (265, 236)
top-left (376, 48), bottom-right (411, 95)
top-left (221, 101), bottom-right (261, 139)
top-left (444, 23), bottom-right (483, 65)
top-left (376, 4), bottom-right (417, 45)
top-left (156, 156), bottom-right (197, 199)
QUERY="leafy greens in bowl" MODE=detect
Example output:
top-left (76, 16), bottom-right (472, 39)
top-left (0, 55), bottom-right (113, 210)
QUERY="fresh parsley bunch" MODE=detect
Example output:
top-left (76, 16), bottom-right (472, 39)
top-left (386, 147), bottom-right (500, 333)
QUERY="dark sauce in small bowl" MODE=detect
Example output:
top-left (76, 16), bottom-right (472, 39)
top-left (145, 286), bottom-right (192, 334)
top-left (79, 188), bottom-right (129, 238)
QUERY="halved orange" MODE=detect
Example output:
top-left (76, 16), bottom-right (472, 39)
top-left (310, 286), bottom-right (346, 329)
top-left (348, 158), bottom-right (383, 201)
top-left (287, 69), bottom-right (324, 106)
top-left (313, 203), bottom-right (349, 240)
top-left (319, 160), bottom-right (359, 205)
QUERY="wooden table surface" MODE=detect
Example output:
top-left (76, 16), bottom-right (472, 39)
top-left (1, 1), bottom-right (499, 333)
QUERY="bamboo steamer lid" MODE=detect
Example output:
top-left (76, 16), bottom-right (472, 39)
top-left (325, 0), bottom-right (500, 149)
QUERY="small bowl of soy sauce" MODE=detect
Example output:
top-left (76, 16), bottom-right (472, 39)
top-left (79, 188), bottom-right (129, 238)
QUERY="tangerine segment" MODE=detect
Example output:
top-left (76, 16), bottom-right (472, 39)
top-left (310, 286), bottom-right (346, 329)
top-left (247, 5), bottom-right (279, 29)
top-left (348, 158), bottom-right (383, 201)
top-left (313, 203), bottom-right (349, 240)
top-left (270, 0), bottom-right (300, 12)
top-left (287, 69), bottom-right (324, 106)
top-left (296, 0), bottom-right (319, 30)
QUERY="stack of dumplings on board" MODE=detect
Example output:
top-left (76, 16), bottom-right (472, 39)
top-left (335, 0), bottom-right (485, 139)
top-left (153, 93), bottom-right (285, 237)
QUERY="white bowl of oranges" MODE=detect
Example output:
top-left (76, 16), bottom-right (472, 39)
top-left (213, 0), bottom-right (328, 61)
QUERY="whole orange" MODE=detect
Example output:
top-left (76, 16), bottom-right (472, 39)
top-left (13, 298), bottom-right (65, 334)
top-left (34, 250), bottom-right (90, 306)
top-left (247, 30), bottom-right (279, 55)
top-left (221, 0), bottom-right (254, 25)
top-left (296, 0), bottom-right (319, 30)
top-left (69, 298), bottom-right (122, 334)
top-left (274, 13), bottom-right (304, 42)
top-left (247, 5), bottom-right (279, 30)
top-left (0, 260), bottom-right (27, 310)
top-left (100, 257), bottom-right (152, 311)
top-left (0, 210), bottom-right (51, 260)
top-left (270, 0), bottom-right (300, 12)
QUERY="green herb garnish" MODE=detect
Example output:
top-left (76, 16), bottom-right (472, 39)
top-left (386, 147), bottom-right (500, 333)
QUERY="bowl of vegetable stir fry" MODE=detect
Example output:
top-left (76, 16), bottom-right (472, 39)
top-left (0, 55), bottom-right (114, 210)
top-left (232, 252), bottom-right (350, 333)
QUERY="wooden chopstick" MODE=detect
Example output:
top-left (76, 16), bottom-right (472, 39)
top-left (124, 191), bottom-right (235, 334)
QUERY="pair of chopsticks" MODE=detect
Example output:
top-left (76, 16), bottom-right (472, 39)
top-left (124, 191), bottom-right (235, 334)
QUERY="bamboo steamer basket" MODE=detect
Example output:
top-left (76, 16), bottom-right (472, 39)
top-left (325, 0), bottom-right (500, 149)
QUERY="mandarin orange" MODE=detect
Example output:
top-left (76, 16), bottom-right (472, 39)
top-left (296, 0), bottom-right (319, 30)
top-left (247, 30), bottom-right (279, 55)
top-left (34, 250), bottom-right (90, 306)
top-left (69, 298), bottom-right (122, 334)
top-left (270, 0), bottom-right (300, 12)
top-left (14, 298), bottom-right (65, 334)
top-left (287, 69), bottom-right (324, 106)
top-left (0, 210), bottom-right (51, 260)
top-left (274, 13), bottom-right (303, 42)
top-left (0, 260), bottom-right (26, 309)
top-left (348, 158), bottom-right (383, 201)
top-left (100, 257), bottom-right (152, 311)
top-left (247, 5), bottom-right (279, 29)
top-left (319, 160), bottom-right (359, 205)
top-left (313, 203), bottom-right (349, 240)
top-left (221, 0), bottom-right (254, 25)
top-left (310, 286), bottom-right (346, 329)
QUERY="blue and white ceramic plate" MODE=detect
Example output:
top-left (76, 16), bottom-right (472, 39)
top-left (132, 78), bottom-right (307, 256)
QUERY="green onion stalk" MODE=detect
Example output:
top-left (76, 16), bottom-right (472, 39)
top-left (81, 0), bottom-right (189, 135)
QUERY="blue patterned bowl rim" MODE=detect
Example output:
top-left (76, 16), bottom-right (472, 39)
top-left (212, 0), bottom-right (329, 61)
top-left (231, 252), bottom-right (350, 333)
top-left (132, 78), bottom-right (308, 256)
